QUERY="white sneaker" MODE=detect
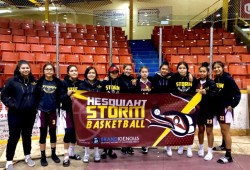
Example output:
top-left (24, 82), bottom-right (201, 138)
top-left (94, 154), bottom-right (101, 162)
top-left (83, 155), bottom-right (89, 163)
top-left (165, 146), bottom-right (172, 157)
top-left (187, 147), bottom-right (193, 158)
top-left (177, 146), bottom-right (184, 155)
top-left (198, 149), bottom-right (204, 157)
top-left (204, 152), bottom-right (213, 161)
top-left (6, 164), bottom-right (14, 170)
top-left (25, 157), bottom-right (35, 167)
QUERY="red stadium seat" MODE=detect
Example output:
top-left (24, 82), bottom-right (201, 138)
top-left (241, 54), bottom-right (250, 63)
top-left (94, 55), bottom-right (107, 64)
top-left (184, 55), bottom-right (197, 64)
top-left (191, 47), bottom-right (205, 55)
top-left (79, 54), bottom-right (94, 64)
top-left (225, 54), bottom-right (241, 64)
top-left (65, 54), bottom-right (80, 64)
top-left (72, 46), bottom-right (84, 54)
top-left (178, 47), bottom-right (190, 55)
top-left (170, 55), bottom-right (184, 64)
top-left (19, 52), bottom-right (35, 63)
top-left (119, 56), bottom-right (132, 64)
top-left (0, 35), bottom-right (12, 42)
top-left (51, 54), bottom-right (65, 63)
top-left (242, 79), bottom-right (250, 89)
top-left (35, 53), bottom-right (51, 64)
top-left (96, 47), bottom-right (108, 55)
top-left (12, 35), bottom-right (26, 43)
top-left (27, 36), bottom-right (40, 44)
top-left (233, 46), bottom-right (248, 54)
top-left (30, 44), bottom-right (45, 53)
top-left (2, 52), bottom-right (19, 63)
top-left (15, 43), bottom-right (30, 52)
top-left (164, 47), bottom-right (178, 55)
top-left (218, 46), bottom-right (233, 54)
top-left (197, 55), bottom-right (210, 63)
top-left (40, 37), bottom-right (52, 44)
top-left (83, 47), bottom-right (96, 54)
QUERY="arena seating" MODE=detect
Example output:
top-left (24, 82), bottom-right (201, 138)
top-left (0, 18), bottom-right (134, 84)
top-left (151, 25), bottom-right (250, 89)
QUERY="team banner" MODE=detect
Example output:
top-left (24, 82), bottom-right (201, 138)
top-left (72, 91), bottom-right (201, 147)
top-left (241, 0), bottom-right (250, 19)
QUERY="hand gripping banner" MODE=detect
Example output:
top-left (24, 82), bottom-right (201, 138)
top-left (72, 91), bottom-right (202, 147)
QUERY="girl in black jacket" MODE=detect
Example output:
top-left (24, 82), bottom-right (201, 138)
top-left (79, 66), bottom-right (102, 163)
top-left (35, 63), bottom-right (65, 166)
top-left (212, 61), bottom-right (241, 164)
top-left (153, 61), bottom-right (173, 93)
top-left (168, 61), bottom-right (197, 158)
top-left (194, 62), bottom-right (218, 161)
top-left (61, 65), bottom-right (82, 167)
top-left (119, 64), bottom-right (135, 155)
top-left (1, 60), bottom-right (37, 170)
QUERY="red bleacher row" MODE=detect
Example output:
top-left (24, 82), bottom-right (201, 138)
top-left (151, 25), bottom-right (250, 89)
top-left (0, 18), bottom-right (135, 87)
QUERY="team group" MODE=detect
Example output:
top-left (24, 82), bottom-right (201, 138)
top-left (0, 59), bottom-right (241, 170)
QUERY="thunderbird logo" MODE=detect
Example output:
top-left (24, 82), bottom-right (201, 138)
top-left (148, 108), bottom-right (195, 137)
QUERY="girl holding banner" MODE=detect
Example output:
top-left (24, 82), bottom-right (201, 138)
top-left (100, 64), bottom-right (124, 159)
top-left (134, 66), bottom-right (154, 154)
top-left (79, 66), bottom-right (102, 162)
top-left (119, 64), bottom-right (136, 155)
top-left (61, 65), bottom-right (82, 166)
top-left (1, 60), bottom-right (37, 170)
top-left (168, 61), bottom-right (197, 158)
top-left (35, 63), bottom-right (65, 166)
top-left (194, 62), bottom-right (218, 161)
top-left (212, 61), bottom-right (241, 164)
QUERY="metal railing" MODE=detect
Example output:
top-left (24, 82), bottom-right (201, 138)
top-left (188, 0), bottom-right (221, 29)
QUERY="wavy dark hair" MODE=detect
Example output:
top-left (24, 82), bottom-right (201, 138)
top-left (84, 66), bottom-right (98, 81)
top-left (14, 60), bottom-right (34, 79)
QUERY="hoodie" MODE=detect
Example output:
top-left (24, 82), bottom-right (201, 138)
top-left (214, 72), bottom-right (241, 110)
top-left (61, 76), bottom-right (82, 112)
top-left (1, 73), bottom-right (37, 111)
top-left (153, 72), bottom-right (173, 93)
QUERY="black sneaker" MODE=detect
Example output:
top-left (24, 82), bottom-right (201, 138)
top-left (127, 147), bottom-right (134, 155)
top-left (41, 157), bottom-right (48, 166)
top-left (141, 147), bottom-right (148, 154)
top-left (213, 145), bottom-right (226, 151)
top-left (217, 156), bottom-right (233, 164)
top-left (51, 154), bottom-right (61, 163)
top-left (108, 149), bottom-right (117, 159)
top-left (63, 159), bottom-right (70, 167)
top-left (121, 147), bottom-right (127, 154)
top-left (101, 151), bottom-right (107, 159)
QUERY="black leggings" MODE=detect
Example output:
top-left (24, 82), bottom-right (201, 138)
top-left (39, 127), bottom-right (57, 144)
top-left (6, 110), bottom-right (36, 161)
top-left (63, 128), bottom-right (76, 143)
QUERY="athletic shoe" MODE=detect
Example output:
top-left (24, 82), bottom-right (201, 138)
top-left (108, 150), bottom-right (117, 159)
top-left (101, 151), bottom-right (107, 159)
top-left (83, 155), bottom-right (89, 163)
top-left (177, 146), bottom-right (184, 155)
top-left (94, 154), bottom-right (101, 162)
top-left (204, 153), bottom-right (213, 161)
top-left (25, 157), bottom-right (35, 167)
top-left (197, 149), bottom-right (204, 157)
top-left (63, 159), bottom-right (70, 167)
top-left (121, 147), bottom-right (127, 154)
top-left (165, 146), bottom-right (172, 157)
top-left (51, 154), bottom-right (61, 163)
top-left (40, 157), bottom-right (48, 166)
top-left (6, 164), bottom-right (14, 170)
top-left (141, 147), bottom-right (148, 154)
top-left (127, 147), bottom-right (134, 155)
top-left (217, 156), bottom-right (233, 164)
top-left (187, 147), bottom-right (193, 158)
